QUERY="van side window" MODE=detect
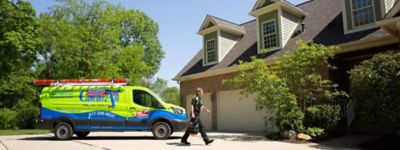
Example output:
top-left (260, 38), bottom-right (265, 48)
top-left (132, 90), bottom-right (162, 108)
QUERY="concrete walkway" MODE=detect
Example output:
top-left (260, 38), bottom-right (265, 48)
top-left (0, 132), bottom-right (375, 150)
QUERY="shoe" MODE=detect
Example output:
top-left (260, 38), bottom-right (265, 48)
top-left (181, 141), bottom-right (191, 145)
top-left (205, 139), bottom-right (214, 145)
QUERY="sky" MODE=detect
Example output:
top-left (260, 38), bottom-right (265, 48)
top-left (27, 0), bottom-right (307, 87)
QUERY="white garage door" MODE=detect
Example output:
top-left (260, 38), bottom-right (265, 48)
top-left (186, 93), bottom-right (212, 130)
top-left (217, 90), bottom-right (267, 132)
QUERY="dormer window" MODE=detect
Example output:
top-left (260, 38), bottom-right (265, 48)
top-left (351, 0), bottom-right (375, 28)
top-left (198, 15), bottom-right (244, 66)
top-left (250, 0), bottom-right (305, 53)
top-left (262, 19), bottom-right (278, 49)
top-left (205, 39), bottom-right (217, 64)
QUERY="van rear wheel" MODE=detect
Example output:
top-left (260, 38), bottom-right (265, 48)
top-left (54, 122), bottom-right (73, 140)
top-left (152, 122), bottom-right (171, 139)
top-left (75, 131), bottom-right (90, 138)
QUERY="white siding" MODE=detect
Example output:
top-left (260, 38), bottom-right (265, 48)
top-left (281, 10), bottom-right (300, 46)
top-left (385, 0), bottom-right (395, 13)
top-left (219, 31), bottom-right (238, 61)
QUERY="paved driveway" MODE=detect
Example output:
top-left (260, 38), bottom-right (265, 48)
top-left (0, 132), bottom-right (368, 150)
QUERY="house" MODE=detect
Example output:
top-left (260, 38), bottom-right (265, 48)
top-left (173, 0), bottom-right (400, 132)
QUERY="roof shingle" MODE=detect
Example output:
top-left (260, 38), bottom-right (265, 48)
top-left (174, 0), bottom-right (390, 79)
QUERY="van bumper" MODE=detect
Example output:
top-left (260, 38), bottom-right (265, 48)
top-left (35, 119), bottom-right (53, 130)
top-left (171, 119), bottom-right (189, 131)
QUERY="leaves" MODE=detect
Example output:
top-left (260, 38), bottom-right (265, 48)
top-left (349, 51), bottom-right (400, 133)
top-left (37, 0), bottom-right (164, 83)
top-left (0, 0), bottom-right (42, 108)
top-left (224, 41), bottom-right (347, 132)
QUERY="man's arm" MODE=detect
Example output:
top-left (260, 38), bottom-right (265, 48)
top-left (191, 105), bottom-right (195, 118)
top-left (202, 106), bottom-right (211, 113)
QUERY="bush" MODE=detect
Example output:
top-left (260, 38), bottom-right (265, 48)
top-left (15, 101), bottom-right (38, 129)
top-left (304, 104), bottom-right (341, 131)
top-left (0, 108), bottom-right (17, 129)
top-left (225, 41), bottom-right (347, 133)
top-left (277, 107), bottom-right (304, 132)
top-left (306, 127), bottom-right (325, 138)
top-left (349, 51), bottom-right (400, 133)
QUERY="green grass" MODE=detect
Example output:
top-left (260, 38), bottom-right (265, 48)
top-left (0, 130), bottom-right (50, 136)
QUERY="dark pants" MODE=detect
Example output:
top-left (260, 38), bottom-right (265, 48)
top-left (181, 116), bottom-right (209, 142)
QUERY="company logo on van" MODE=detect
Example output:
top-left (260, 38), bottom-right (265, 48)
top-left (79, 90), bottom-right (120, 108)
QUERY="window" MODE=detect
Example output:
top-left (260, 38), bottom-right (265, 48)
top-left (132, 90), bottom-right (162, 108)
top-left (262, 19), bottom-right (278, 49)
top-left (351, 0), bottom-right (375, 27)
top-left (205, 39), bottom-right (217, 64)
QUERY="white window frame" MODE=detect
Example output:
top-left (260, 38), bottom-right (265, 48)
top-left (261, 19), bottom-right (279, 51)
top-left (350, 0), bottom-right (376, 29)
top-left (204, 38), bottom-right (217, 65)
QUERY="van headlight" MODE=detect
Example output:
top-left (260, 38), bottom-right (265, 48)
top-left (171, 106), bottom-right (184, 114)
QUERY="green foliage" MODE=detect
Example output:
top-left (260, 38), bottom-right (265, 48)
top-left (162, 87), bottom-right (180, 105)
top-left (349, 51), bottom-right (400, 133)
top-left (224, 58), bottom-right (303, 131)
top-left (0, 108), bottom-right (17, 129)
top-left (305, 127), bottom-right (325, 138)
top-left (38, 0), bottom-right (164, 84)
top-left (275, 41), bottom-right (348, 109)
top-left (0, 0), bottom-right (42, 108)
top-left (15, 101), bottom-right (38, 129)
top-left (150, 78), bottom-right (168, 95)
top-left (304, 104), bottom-right (341, 131)
top-left (225, 41), bottom-right (346, 132)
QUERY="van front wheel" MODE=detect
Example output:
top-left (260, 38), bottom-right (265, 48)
top-left (152, 122), bottom-right (171, 139)
top-left (54, 122), bottom-right (73, 140)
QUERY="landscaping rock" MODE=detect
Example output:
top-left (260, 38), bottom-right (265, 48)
top-left (297, 133), bottom-right (312, 141)
top-left (281, 130), bottom-right (296, 139)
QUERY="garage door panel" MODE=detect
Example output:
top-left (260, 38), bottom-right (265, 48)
top-left (186, 94), bottom-right (212, 130)
top-left (217, 90), bottom-right (266, 132)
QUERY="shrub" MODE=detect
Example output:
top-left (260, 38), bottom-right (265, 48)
top-left (304, 104), bottom-right (341, 131)
top-left (15, 101), bottom-right (38, 129)
top-left (224, 41), bottom-right (347, 133)
top-left (306, 127), bottom-right (325, 138)
top-left (0, 108), bottom-right (17, 129)
top-left (349, 51), bottom-right (400, 133)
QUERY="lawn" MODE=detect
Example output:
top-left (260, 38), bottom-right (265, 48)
top-left (0, 130), bottom-right (50, 136)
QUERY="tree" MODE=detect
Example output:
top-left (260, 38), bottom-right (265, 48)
top-left (38, 0), bottom-right (164, 84)
top-left (150, 78), bottom-right (168, 95)
top-left (349, 51), bottom-right (400, 133)
top-left (275, 41), bottom-right (347, 110)
top-left (225, 41), bottom-right (347, 132)
top-left (162, 87), bottom-right (180, 105)
top-left (0, 0), bottom-right (42, 108)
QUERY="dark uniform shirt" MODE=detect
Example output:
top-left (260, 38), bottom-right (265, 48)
top-left (192, 96), bottom-right (202, 116)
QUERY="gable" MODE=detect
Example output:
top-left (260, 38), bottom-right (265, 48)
top-left (252, 0), bottom-right (279, 12)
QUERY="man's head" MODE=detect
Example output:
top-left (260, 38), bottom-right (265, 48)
top-left (196, 87), bottom-right (204, 97)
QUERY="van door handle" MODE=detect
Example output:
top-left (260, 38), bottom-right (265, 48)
top-left (129, 107), bottom-right (136, 110)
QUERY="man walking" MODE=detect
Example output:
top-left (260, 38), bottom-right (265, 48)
top-left (181, 88), bottom-right (214, 145)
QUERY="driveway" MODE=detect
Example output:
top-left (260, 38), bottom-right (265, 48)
top-left (0, 132), bottom-right (371, 150)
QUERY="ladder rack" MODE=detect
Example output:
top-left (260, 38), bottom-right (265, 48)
top-left (33, 78), bottom-right (128, 86)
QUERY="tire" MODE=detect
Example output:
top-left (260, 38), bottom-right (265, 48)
top-left (54, 122), bottom-right (74, 140)
top-left (151, 122), bottom-right (172, 139)
top-left (75, 131), bottom-right (90, 138)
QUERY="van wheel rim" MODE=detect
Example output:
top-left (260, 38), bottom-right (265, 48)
top-left (57, 126), bottom-right (68, 138)
top-left (155, 125), bottom-right (168, 138)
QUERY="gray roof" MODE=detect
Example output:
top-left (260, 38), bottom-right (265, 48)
top-left (175, 0), bottom-right (391, 79)
top-left (204, 15), bottom-right (246, 34)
